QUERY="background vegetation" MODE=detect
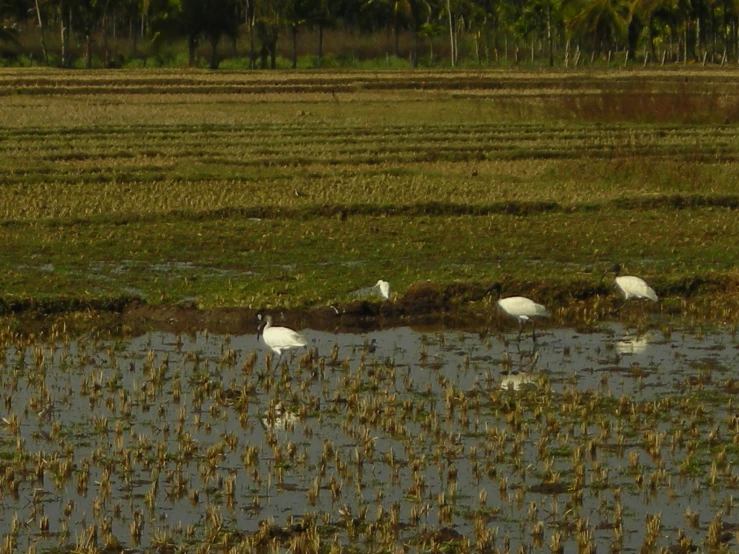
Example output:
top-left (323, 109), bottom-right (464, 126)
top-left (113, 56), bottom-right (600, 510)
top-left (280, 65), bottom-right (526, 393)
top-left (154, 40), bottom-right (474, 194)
top-left (1, 0), bottom-right (739, 70)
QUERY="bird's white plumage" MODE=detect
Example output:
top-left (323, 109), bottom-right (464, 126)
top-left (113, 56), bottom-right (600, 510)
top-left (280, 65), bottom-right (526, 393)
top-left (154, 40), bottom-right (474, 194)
top-left (614, 275), bottom-right (658, 302)
top-left (259, 315), bottom-right (308, 356)
top-left (374, 280), bottom-right (390, 300)
top-left (487, 283), bottom-right (549, 341)
top-left (497, 296), bottom-right (550, 323)
top-left (351, 279), bottom-right (391, 300)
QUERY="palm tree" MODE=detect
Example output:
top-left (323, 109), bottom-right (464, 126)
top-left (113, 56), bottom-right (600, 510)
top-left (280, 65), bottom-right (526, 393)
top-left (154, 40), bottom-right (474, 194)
top-left (307, 0), bottom-right (334, 66)
top-left (0, 1), bottom-right (22, 47)
top-left (71, 0), bottom-right (115, 68)
top-left (203, 0), bottom-right (239, 68)
top-left (254, 0), bottom-right (290, 68)
top-left (361, 0), bottom-right (412, 58)
top-left (631, 0), bottom-right (684, 61)
top-left (564, 0), bottom-right (631, 57)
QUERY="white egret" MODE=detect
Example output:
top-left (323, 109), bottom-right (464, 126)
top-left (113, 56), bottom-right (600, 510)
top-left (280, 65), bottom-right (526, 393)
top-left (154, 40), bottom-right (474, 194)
top-left (351, 280), bottom-right (390, 300)
top-left (487, 283), bottom-right (550, 342)
top-left (257, 314), bottom-right (308, 359)
top-left (610, 264), bottom-right (658, 303)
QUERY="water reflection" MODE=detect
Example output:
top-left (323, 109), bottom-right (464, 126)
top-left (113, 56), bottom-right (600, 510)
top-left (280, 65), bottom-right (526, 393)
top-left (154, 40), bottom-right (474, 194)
top-left (614, 331), bottom-right (657, 355)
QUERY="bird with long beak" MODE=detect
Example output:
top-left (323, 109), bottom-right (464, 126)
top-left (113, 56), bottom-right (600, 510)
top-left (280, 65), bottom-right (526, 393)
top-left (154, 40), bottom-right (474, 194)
top-left (257, 314), bottom-right (308, 361)
top-left (486, 283), bottom-right (550, 342)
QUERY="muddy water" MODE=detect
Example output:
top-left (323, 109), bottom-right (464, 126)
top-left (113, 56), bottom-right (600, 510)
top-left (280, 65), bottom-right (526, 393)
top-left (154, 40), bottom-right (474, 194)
top-left (2, 322), bottom-right (739, 552)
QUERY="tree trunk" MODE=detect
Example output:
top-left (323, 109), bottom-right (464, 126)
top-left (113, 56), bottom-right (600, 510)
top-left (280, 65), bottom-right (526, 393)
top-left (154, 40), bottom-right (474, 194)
top-left (411, 30), bottom-right (417, 68)
top-left (683, 20), bottom-right (688, 64)
top-left (712, 3), bottom-right (717, 55)
top-left (209, 36), bottom-right (220, 69)
top-left (291, 24), bottom-right (297, 69)
top-left (131, 17), bottom-right (137, 58)
top-left (188, 35), bottom-right (197, 67)
top-left (103, 14), bottom-right (110, 66)
top-left (86, 33), bottom-right (92, 68)
top-left (317, 23), bottom-right (323, 66)
top-left (446, 0), bottom-right (455, 67)
top-left (249, 15), bottom-right (255, 68)
top-left (530, 34), bottom-right (534, 63)
top-left (695, 16), bottom-right (701, 61)
top-left (34, 0), bottom-right (49, 65)
top-left (546, 2), bottom-right (553, 67)
top-left (60, 0), bottom-right (67, 67)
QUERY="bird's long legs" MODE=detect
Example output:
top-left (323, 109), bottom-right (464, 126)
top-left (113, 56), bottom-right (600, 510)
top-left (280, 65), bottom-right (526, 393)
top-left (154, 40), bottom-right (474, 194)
top-left (517, 322), bottom-right (539, 343)
top-left (611, 299), bottom-right (626, 316)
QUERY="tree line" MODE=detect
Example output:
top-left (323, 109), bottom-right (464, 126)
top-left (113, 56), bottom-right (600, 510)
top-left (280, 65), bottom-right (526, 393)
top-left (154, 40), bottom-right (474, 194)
top-left (1, 0), bottom-right (738, 69)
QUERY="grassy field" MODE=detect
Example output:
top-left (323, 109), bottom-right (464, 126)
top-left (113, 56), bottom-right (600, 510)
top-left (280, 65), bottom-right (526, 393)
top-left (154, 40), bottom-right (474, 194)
top-left (1, 67), bottom-right (739, 323)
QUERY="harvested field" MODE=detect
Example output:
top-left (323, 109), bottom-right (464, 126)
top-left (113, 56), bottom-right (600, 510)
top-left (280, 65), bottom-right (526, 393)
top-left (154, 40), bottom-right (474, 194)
top-left (1, 67), bottom-right (739, 554)
top-left (0, 68), bottom-right (738, 320)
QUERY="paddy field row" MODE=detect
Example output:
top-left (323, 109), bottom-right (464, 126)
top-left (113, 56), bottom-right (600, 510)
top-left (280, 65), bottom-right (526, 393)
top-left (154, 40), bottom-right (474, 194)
top-left (0, 68), bottom-right (738, 324)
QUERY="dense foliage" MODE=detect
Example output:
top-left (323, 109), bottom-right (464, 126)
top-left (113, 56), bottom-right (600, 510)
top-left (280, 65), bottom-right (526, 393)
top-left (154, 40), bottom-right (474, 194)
top-left (1, 0), bottom-right (738, 68)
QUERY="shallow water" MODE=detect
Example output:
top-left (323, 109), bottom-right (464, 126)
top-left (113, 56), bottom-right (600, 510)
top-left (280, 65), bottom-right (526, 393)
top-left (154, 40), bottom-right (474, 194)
top-left (1, 322), bottom-right (738, 552)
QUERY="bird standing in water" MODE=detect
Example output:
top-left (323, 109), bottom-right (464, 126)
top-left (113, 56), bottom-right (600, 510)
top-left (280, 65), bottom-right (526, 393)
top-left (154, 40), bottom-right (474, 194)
top-left (257, 314), bottom-right (308, 361)
top-left (486, 283), bottom-right (550, 342)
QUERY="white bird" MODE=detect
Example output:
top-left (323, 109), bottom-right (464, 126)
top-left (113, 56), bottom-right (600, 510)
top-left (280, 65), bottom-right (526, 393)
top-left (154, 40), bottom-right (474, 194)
top-left (351, 280), bottom-right (390, 301)
top-left (374, 280), bottom-right (390, 300)
top-left (257, 314), bottom-right (308, 359)
top-left (487, 283), bottom-right (550, 342)
top-left (611, 264), bottom-right (658, 302)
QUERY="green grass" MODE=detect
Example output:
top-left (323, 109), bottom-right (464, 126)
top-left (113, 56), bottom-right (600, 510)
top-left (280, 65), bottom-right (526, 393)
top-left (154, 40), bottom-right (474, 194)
top-left (0, 68), bottom-right (738, 319)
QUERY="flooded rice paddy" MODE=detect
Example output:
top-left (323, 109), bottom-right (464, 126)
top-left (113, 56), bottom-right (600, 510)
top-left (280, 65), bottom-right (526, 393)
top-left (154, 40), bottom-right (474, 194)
top-left (1, 319), bottom-right (739, 553)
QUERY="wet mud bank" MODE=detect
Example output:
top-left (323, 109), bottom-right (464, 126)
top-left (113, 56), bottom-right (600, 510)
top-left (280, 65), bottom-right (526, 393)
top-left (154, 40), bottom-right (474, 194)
top-left (120, 281), bottom-right (495, 336)
top-left (3, 277), bottom-right (738, 336)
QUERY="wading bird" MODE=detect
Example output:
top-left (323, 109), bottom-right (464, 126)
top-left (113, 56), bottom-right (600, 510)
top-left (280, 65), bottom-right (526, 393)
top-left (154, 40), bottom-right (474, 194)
top-left (351, 279), bottom-right (390, 300)
top-left (610, 264), bottom-right (658, 303)
top-left (486, 283), bottom-right (550, 342)
top-left (257, 314), bottom-right (308, 360)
